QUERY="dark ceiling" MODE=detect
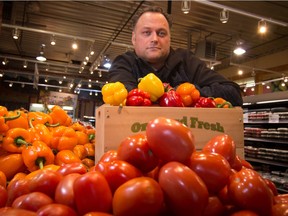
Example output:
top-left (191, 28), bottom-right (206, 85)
top-left (0, 1), bottom-right (288, 94)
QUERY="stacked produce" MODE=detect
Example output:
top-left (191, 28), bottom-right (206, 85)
top-left (0, 106), bottom-right (287, 215)
top-left (101, 73), bottom-right (232, 108)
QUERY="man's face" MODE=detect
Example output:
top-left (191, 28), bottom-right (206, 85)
top-left (132, 12), bottom-right (171, 68)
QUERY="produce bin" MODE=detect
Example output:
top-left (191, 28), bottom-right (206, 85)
top-left (95, 105), bottom-right (244, 162)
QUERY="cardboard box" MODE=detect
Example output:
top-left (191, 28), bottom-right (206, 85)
top-left (95, 105), bottom-right (244, 162)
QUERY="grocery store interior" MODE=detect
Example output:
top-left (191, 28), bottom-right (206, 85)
top-left (0, 1), bottom-right (288, 193)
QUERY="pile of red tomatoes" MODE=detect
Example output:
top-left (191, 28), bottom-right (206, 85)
top-left (0, 117), bottom-right (287, 216)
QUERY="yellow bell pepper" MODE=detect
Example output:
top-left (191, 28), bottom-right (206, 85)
top-left (101, 82), bottom-right (128, 106)
top-left (138, 73), bottom-right (164, 102)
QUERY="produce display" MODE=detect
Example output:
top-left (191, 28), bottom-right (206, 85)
top-left (101, 73), bottom-right (233, 108)
top-left (0, 102), bottom-right (287, 215)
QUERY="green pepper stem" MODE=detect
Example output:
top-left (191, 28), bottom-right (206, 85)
top-left (36, 157), bottom-right (45, 169)
top-left (15, 137), bottom-right (30, 147)
top-left (4, 111), bottom-right (21, 122)
top-left (45, 122), bottom-right (60, 127)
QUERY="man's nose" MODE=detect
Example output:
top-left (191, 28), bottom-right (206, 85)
top-left (151, 32), bottom-right (158, 42)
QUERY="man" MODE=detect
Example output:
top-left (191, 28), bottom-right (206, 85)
top-left (108, 6), bottom-right (243, 106)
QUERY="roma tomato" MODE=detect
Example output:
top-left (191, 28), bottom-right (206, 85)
top-left (189, 151), bottom-right (232, 194)
top-left (146, 117), bottom-right (195, 163)
top-left (37, 203), bottom-right (78, 216)
top-left (158, 161), bottom-right (209, 216)
top-left (117, 134), bottom-right (158, 173)
top-left (264, 178), bottom-right (278, 196)
top-left (113, 177), bottom-right (164, 216)
top-left (98, 150), bottom-right (118, 163)
top-left (73, 171), bottom-right (112, 215)
top-left (83, 212), bottom-right (114, 216)
top-left (57, 162), bottom-right (87, 176)
top-left (55, 173), bottom-right (81, 209)
top-left (203, 196), bottom-right (225, 216)
top-left (0, 171), bottom-right (7, 188)
top-left (29, 169), bottom-right (63, 198)
top-left (0, 207), bottom-right (37, 216)
top-left (202, 134), bottom-right (236, 166)
top-left (271, 203), bottom-right (288, 216)
top-left (94, 160), bottom-right (142, 193)
top-left (0, 185), bottom-right (8, 208)
top-left (6, 178), bottom-right (30, 207)
top-left (12, 192), bottom-right (53, 212)
top-left (274, 194), bottom-right (288, 204)
top-left (228, 168), bottom-right (274, 216)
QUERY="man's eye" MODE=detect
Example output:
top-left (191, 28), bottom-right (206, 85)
top-left (158, 31), bottom-right (167, 37)
top-left (143, 31), bottom-right (151, 36)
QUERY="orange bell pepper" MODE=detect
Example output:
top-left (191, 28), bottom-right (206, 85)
top-left (54, 149), bottom-right (81, 166)
top-left (176, 82), bottom-right (200, 107)
top-left (0, 170), bottom-right (7, 188)
top-left (81, 158), bottom-right (95, 169)
top-left (2, 128), bottom-right (31, 153)
top-left (49, 105), bottom-right (72, 127)
top-left (25, 164), bottom-right (60, 180)
top-left (0, 111), bottom-right (21, 134)
top-left (83, 143), bottom-right (95, 159)
top-left (213, 97), bottom-right (233, 108)
top-left (22, 140), bottom-right (55, 172)
top-left (0, 106), bottom-right (8, 117)
top-left (27, 111), bottom-right (59, 127)
top-left (50, 126), bottom-right (78, 151)
top-left (73, 145), bottom-right (87, 160)
top-left (70, 121), bottom-right (86, 132)
top-left (85, 127), bottom-right (96, 143)
top-left (28, 119), bottom-right (52, 147)
top-left (76, 131), bottom-right (89, 145)
top-left (6, 110), bottom-right (29, 130)
top-left (0, 154), bottom-right (26, 180)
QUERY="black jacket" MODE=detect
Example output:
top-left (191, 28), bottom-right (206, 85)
top-left (108, 48), bottom-right (243, 106)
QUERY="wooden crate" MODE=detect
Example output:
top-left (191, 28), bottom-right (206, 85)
top-left (95, 105), bottom-right (244, 162)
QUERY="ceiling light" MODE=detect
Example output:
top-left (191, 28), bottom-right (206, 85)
top-left (9, 82), bottom-right (13, 87)
top-left (220, 9), bottom-right (229, 23)
top-left (0, 72), bottom-right (3, 77)
top-left (233, 40), bottom-right (246, 55)
top-left (36, 44), bottom-right (47, 62)
top-left (238, 69), bottom-right (243, 75)
top-left (50, 35), bottom-right (56, 46)
top-left (72, 39), bottom-right (78, 49)
top-left (181, 0), bottom-right (191, 14)
top-left (23, 61), bottom-right (28, 68)
top-left (258, 20), bottom-right (267, 34)
top-left (12, 28), bottom-right (20, 40)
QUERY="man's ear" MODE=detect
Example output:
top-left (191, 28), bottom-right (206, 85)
top-left (131, 32), bottom-right (136, 46)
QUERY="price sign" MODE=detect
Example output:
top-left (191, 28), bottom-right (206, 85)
top-left (269, 113), bottom-right (279, 123)
top-left (243, 113), bottom-right (249, 123)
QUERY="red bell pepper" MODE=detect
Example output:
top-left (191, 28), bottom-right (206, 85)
top-left (126, 88), bottom-right (152, 106)
top-left (158, 83), bottom-right (184, 107)
top-left (195, 97), bottom-right (216, 108)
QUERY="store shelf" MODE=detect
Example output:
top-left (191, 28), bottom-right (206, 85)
top-left (245, 157), bottom-right (288, 168)
top-left (244, 137), bottom-right (288, 145)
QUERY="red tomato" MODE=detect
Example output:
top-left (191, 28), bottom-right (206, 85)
top-left (146, 117), bottom-right (195, 163)
top-left (98, 150), bottom-right (118, 163)
top-left (83, 213), bottom-right (113, 216)
top-left (73, 171), bottom-right (112, 215)
top-left (94, 160), bottom-right (142, 193)
top-left (158, 161), bottom-right (209, 216)
top-left (55, 173), bottom-right (81, 209)
top-left (0, 207), bottom-right (37, 216)
top-left (203, 196), bottom-right (225, 216)
top-left (217, 185), bottom-right (232, 205)
top-left (230, 155), bottom-right (242, 171)
top-left (271, 203), bottom-right (288, 216)
top-left (202, 134), bottom-right (236, 166)
top-left (37, 203), bottom-right (78, 216)
top-left (228, 168), bottom-right (274, 216)
top-left (264, 178), bottom-right (278, 196)
top-left (189, 151), bottom-right (232, 194)
top-left (117, 133), bottom-right (159, 173)
top-left (274, 194), bottom-right (288, 204)
top-left (6, 178), bottom-right (30, 206)
top-left (29, 169), bottom-right (63, 198)
top-left (0, 185), bottom-right (8, 208)
top-left (12, 192), bottom-right (53, 212)
top-left (239, 157), bottom-right (254, 169)
top-left (57, 162), bottom-right (87, 176)
top-left (230, 210), bottom-right (259, 216)
top-left (113, 177), bottom-right (164, 216)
